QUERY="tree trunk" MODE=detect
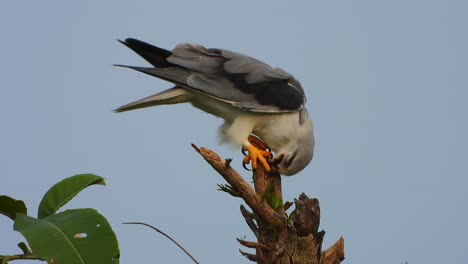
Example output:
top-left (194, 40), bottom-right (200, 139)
top-left (193, 145), bottom-right (345, 264)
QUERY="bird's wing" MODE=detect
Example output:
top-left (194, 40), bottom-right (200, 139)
top-left (118, 38), bottom-right (306, 113)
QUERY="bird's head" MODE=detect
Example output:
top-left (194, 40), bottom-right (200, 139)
top-left (273, 110), bottom-right (314, 176)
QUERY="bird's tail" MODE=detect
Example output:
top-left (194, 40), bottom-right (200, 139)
top-left (118, 38), bottom-right (173, 68)
top-left (114, 87), bottom-right (191, 113)
top-left (114, 38), bottom-right (192, 113)
top-left (114, 38), bottom-right (191, 87)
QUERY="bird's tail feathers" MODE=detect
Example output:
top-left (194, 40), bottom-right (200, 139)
top-left (114, 87), bottom-right (191, 113)
top-left (114, 64), bottom-right (190, 87)
top-left (118, 38), bottom-right (173, 68)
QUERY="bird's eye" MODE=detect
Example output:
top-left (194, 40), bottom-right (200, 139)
top-left (284, 153), bottom-right (297, 168)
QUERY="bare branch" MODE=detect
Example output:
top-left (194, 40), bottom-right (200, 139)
top-left (321, 236), bottom-right (345, 264)
top-left (240, 205), bottom-right (258, 237)
top-left (237, 239), bottom-right (272, 251)
top-left (192, 144), bottom-right (284, 227)
top-left (239, 249), bottom-right (260, 262)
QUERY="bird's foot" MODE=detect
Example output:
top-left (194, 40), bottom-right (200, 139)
top-left (242, 144), bottom-right (272, 172)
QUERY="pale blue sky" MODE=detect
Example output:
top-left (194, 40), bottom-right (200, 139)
top-left (1, 1), bottom-right (467, 263)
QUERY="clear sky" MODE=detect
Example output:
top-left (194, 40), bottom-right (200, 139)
top-left (1, 1), bottom-right (467, 263)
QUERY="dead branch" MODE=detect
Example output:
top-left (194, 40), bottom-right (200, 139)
top-left (193, 144), bottom-right (344, 264)
top-left (192, 144), bottom-right (283, 227)
top-left (321, 237), bottom-right (345, 264)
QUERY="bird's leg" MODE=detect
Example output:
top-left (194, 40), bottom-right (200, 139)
top-left (242, 136), bottom-right (272, 172)
top-left (247, 135), bottom-right (271, 153)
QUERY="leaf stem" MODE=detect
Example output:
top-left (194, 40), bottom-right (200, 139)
top-left (124, 222), bottom-right (200, 264)
top-left (0, 254), bottom-right (42, 263)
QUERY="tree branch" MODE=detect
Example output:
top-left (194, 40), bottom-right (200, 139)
top-left (192, 144), bottom-right (284, 227)
top-left (321, 236), bottom-right (345, 264)
top-left (240, 205), bottom-right (258, 237)
top-left (193, 144), bottom-right (344, 264)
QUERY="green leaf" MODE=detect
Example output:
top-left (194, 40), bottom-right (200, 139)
top-left (0, 195), bottom-right (27, 220)
top-left (18, 242), bottom-right (32, 254)
top-left (270, 196), bottom-right (283, 211)
top-left (287, 209), bottom-right (296, 222)
top-left (14, 209), bottom-right (120, 264)
top-left (38, 174), bottom-right (105, 219)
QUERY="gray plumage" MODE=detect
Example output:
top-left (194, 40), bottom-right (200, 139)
top-left (115, 38), bottom-right (314, 176)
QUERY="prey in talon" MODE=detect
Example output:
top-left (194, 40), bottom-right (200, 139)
top-left (115, 38), bottom-right (315, 176)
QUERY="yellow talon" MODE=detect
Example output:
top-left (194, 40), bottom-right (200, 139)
top-left (242, 144), bottom-right (271, 172)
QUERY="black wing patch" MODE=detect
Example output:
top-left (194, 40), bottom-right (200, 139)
top-left (225, 73), bottom-right (304, 111)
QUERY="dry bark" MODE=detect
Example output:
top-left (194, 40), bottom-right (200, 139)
top-left (193, 145), bottom-right (345, 264)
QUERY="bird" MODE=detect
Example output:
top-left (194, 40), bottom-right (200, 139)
top-left (115, 38), bottom-right (314, 176)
